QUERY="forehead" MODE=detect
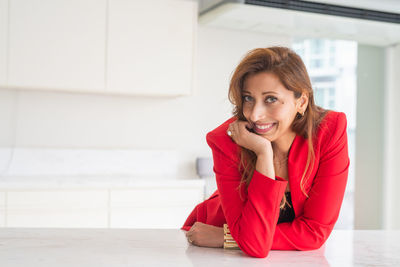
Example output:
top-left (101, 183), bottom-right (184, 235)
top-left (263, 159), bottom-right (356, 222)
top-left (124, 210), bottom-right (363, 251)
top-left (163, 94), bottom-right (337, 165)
top-left (243, 72), bottom-right (290, 95)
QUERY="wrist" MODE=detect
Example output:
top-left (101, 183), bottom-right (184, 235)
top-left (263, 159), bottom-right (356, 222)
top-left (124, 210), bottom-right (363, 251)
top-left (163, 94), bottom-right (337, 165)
top-left (255, 141), bottom-right (273, 158)
top-left (256, 152), bottom-right (272, 159)
top-left (256, 154), bottom-right (275, 179)
top-left (223, 224), bottom-right (240, 249)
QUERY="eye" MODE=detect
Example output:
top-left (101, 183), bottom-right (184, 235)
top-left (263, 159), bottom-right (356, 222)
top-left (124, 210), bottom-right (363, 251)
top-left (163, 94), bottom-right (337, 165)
top-left (266, 96), bottom-right (277, 103)
top-left (243, 95), bottom-right (252, 102)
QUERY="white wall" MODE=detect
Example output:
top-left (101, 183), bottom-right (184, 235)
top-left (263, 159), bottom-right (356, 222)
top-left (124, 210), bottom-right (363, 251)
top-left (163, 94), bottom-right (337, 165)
top-left (355, 45), bottom-right (385, 229)
top-left (383, 44), bottom-right (400, 230)
top-left (0, 25), bottom-right (290, 179)
top-left (354, 43), bottom-right (400, 230)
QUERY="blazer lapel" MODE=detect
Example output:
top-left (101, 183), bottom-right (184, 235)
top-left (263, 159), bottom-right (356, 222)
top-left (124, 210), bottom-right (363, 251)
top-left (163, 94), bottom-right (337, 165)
top-left (288, 134), bottom-right (309, 217)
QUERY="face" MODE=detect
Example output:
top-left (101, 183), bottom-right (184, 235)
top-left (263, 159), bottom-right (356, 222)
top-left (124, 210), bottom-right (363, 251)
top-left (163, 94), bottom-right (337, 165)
top-left (242, 71), bottom-right (307, 142)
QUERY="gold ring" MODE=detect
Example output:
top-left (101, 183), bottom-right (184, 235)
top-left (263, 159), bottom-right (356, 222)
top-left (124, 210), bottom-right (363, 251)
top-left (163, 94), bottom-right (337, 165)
top-left (188, 237), bottom-right (193, 244)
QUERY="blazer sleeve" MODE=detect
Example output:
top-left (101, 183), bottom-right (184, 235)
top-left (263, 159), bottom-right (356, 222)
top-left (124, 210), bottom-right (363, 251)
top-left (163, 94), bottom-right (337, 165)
top-left (271, 112), bottom-right (350, 250)
top-left (206, 132), bottom-right (288, 258)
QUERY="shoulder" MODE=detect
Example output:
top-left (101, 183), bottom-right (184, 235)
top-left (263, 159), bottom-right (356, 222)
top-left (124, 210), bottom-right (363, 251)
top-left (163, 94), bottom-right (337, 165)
top-left (319, 110), bottom-right (347, 130)
top-left (206, 116), bottom-right (240, 163)
top-left (317, 110), bottom-right (347, 138)
top-left (316, 110), bottom-right (348, 155)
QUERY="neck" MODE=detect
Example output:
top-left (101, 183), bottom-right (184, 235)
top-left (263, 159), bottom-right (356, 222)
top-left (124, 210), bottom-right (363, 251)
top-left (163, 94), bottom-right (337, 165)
top-left (272, 130), bottom-right (297, 157)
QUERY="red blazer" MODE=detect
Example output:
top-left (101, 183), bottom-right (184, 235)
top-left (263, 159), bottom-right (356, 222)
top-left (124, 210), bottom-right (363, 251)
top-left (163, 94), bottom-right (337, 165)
top-left (181, 111), bottom-right (350, 258)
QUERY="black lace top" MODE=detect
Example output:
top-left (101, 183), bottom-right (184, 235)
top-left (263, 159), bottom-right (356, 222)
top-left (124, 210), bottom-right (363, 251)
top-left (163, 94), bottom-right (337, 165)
top-left (277, 191), bottom-right (295, 224)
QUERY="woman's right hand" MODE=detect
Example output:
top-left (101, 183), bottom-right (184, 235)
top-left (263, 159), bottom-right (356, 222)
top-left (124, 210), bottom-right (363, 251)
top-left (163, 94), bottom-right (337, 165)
top-left (227, 120), bottom-right (273, 157)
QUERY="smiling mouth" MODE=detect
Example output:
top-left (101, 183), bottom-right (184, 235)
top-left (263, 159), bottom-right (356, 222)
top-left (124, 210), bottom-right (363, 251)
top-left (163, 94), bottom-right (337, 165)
top-left (254, 123), bottom-right (276, 134)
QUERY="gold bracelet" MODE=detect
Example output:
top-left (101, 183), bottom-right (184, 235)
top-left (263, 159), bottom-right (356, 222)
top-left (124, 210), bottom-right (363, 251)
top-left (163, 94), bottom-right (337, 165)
top-left (223, 224), bottom-right (240, 249)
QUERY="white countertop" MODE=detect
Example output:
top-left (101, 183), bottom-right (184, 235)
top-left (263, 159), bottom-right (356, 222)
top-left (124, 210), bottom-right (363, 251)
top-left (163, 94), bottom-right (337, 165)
top-left (0, 176), bottom-right (204, 189)
top-left (0, 228), bottom-right (399, 266)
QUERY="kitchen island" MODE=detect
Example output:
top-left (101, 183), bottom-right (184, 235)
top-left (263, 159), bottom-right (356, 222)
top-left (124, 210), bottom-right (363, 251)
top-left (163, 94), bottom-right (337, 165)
top-left (0, 228), bottom-right (399, 266)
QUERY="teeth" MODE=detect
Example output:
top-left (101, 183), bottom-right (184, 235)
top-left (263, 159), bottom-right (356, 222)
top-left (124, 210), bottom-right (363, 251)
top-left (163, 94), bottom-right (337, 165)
top-left (256, 123), bottom-right (274, 130)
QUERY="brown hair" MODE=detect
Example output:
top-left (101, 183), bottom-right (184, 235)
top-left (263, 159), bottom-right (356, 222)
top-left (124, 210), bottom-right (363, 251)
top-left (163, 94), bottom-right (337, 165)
top-left (228, 46), bottom-right (328, 209)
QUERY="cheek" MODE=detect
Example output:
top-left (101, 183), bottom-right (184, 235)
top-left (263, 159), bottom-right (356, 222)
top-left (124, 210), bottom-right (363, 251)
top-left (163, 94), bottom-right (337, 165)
top-left (242, 106), bottom-right (251, 118)
top-left (271, 107), bottom-right (296, 124)
top-left (269, 109), bottom-right (286, 121)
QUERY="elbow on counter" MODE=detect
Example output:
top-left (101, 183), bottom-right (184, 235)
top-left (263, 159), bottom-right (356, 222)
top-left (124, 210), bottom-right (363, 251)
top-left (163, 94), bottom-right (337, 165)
top-left (298, 236), bottom-right (327, 251)
top-left (237, 239), bottom-right (273, 258)
top-left (241, 245), bottom-right (271, 258)
top-left (238, 231), bottom-right (329, 257)
top-left (252, 250), bottom-right (270, 259)
top-left (242, 240), bottom-right (325, 258)
top-left (294, 226), bottom-right (333, 251)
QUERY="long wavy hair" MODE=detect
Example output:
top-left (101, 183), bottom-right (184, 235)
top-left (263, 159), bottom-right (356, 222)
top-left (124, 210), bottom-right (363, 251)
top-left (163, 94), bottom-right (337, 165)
top-left (228, 46), bottom-right (328, 209)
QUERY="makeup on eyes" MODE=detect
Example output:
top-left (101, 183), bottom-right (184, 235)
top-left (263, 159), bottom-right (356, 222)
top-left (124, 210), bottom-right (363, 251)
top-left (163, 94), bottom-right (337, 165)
top-left (242, 94), bottom-right (280, 104)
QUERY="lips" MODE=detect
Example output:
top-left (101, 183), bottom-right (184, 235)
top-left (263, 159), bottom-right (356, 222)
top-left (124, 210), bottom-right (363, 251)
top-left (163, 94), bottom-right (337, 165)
top-left (255, 122), bottom-right (275, 127)
top-left (254, 123), bottom-right (276, 134)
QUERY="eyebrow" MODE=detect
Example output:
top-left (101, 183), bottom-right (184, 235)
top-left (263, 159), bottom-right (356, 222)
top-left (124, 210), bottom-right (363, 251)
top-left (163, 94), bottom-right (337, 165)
top-left (242, 90), bottom-right (277, 95)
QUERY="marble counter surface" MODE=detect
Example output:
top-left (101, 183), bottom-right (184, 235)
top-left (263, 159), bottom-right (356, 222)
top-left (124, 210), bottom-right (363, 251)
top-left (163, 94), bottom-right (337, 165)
top-left (0, 228), bottom-right (399, 267)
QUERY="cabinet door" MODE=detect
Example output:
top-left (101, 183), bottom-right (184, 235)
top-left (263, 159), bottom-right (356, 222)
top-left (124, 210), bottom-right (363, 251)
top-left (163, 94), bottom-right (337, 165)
top-left (107, 0), bottom-right (197, 96)
top-left (8, 0), bottom-right (106, 92)
top-left (0, 192), bottom-right (5, 227)
top-left (6, 190), bottom-right (108, 228)
top-left (110, 187), bottom-right (204, 228)
top-left (0, 0), bottom-right (7, 87)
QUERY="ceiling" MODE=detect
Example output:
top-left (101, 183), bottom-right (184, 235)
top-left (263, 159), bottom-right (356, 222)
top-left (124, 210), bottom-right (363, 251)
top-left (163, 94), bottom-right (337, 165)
top-left (196, 0), bottom-right (400, 46)
top-left (196, 0), bottom-right (400, 14)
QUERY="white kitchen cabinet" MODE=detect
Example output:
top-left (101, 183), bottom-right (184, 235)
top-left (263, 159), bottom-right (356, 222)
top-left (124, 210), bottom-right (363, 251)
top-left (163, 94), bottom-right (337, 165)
top-left (1, 187), bottom-right (205, 229)
top-left (0, 183), bottom-right (204, 228)
top-left (3, 0), bottom-right (196, 96)
top-left (0, 0), bottom-right (7, 87)
top-left (7, 0), bottom-right (106, 92)
top-left (6, 190), bottom-right (109, 228)
top-left (0, 192), bottom-right (5, 227)
top-left (106, 0), bottom-right (197, 96)
top-left (0, 148), bottom-right (204, 228)
top-left (109, 187), bottom-right (203, 228)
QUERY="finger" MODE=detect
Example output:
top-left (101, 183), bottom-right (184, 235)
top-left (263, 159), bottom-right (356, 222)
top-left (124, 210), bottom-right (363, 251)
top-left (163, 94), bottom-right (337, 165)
top-left (240, 120), bottom-right (252, 133)
top-left (186, 232), bottom-right (193, 241)
top-left (186, 234), bottom-right (194, 244)
top-left (232, 122), bottom-right (240, 136)
top-left (186, 227), bottom-right (193, 236)
top-left (244, 122), bottom-right (253, 133)
top-left (229, 127), bottom-right (236, 140)
top-left (244, 121), bottom-right (252, 129)
top-left (227, 125), bottom-right (234, 138)
top-left (228, 123), bottom-right (234, 132)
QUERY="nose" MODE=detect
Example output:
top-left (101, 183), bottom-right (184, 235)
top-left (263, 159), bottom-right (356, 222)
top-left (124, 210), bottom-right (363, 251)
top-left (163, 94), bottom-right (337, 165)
top-left (249, 102), bottom-right (266, 123)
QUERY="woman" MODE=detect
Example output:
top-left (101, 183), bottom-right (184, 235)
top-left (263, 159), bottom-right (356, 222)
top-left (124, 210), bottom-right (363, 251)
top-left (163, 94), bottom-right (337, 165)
top-left (181, 46), bottom-right (350, 258)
